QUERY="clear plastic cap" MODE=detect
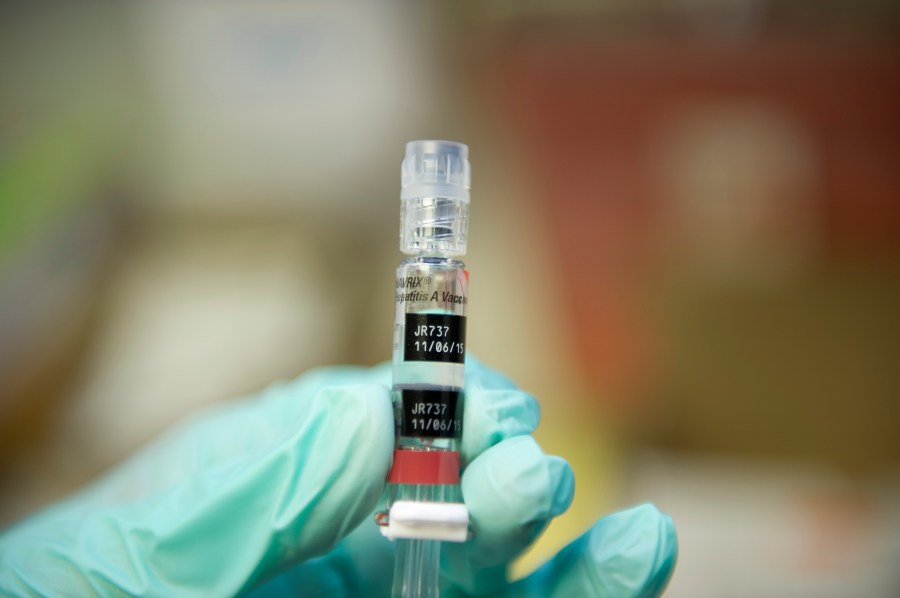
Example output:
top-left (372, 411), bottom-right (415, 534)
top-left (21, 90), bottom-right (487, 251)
top-left (401, 140), bottom-right (470, 202)
top-left (400, 140), bottom-right (471, 256)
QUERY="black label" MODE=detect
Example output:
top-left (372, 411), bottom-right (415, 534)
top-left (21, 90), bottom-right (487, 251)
top-left (400, 389), bottom-right (462, 438)
top-left (404, 313), bottom-right (466, 363)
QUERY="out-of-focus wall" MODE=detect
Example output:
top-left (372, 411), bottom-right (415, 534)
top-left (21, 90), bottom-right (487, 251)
top-left (466, 1), bottom-right (900, 592)
top-left (478, 12), bottom-right (900, 470)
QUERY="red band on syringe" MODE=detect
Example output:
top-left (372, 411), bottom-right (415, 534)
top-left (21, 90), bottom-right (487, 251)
top-left (387, 449), bottom-right (460, 485)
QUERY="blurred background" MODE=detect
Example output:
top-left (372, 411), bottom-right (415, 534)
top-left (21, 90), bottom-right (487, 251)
top-left (1, 1), bottom-right (899, 595)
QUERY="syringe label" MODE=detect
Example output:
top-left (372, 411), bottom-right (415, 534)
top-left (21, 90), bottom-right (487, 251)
top-left (401, 389), bottom-right (462, 439)
top-left (404, 313), bottom-right (466, 363)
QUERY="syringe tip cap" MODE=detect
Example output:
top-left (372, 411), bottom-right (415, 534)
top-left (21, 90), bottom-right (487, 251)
top-left (401, 140), bottom-right (471, 202)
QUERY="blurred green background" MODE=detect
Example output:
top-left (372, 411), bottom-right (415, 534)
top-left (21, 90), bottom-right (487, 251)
top-left (2, 1), bottom-right (899, 596)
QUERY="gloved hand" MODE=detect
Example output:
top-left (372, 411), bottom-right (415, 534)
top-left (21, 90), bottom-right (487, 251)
top-left (0, 358), bottom-right (677, 597)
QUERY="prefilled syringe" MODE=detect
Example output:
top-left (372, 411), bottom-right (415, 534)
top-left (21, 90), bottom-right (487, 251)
top-left (375, 140), bottom-right (472, 598)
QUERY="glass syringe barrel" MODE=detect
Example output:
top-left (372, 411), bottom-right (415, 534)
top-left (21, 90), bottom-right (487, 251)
top-left (388, 256), bottom-right (467, 491)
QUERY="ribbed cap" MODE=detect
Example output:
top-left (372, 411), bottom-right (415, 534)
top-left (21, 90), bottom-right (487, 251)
top-left (401, 140), bottom-right (470, 202)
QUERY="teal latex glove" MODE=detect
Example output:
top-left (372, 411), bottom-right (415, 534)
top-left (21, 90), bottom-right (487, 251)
top-left (0, 359), bottom-right (677, 597)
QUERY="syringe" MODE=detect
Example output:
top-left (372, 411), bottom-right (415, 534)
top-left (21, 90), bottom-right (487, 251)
top-left (375, 140), bottom-right (472, 598)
